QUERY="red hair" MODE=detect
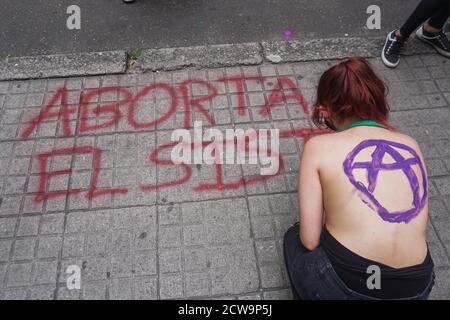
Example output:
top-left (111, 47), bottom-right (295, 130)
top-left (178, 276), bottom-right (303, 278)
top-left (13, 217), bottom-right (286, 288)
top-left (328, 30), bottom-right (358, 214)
top-left (312, 57), bottom-right (392, 130)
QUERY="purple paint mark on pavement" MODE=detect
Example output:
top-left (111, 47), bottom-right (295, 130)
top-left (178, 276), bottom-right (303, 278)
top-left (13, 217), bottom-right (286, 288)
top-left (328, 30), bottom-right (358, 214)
top-left (343, 139), bottom-right (427, 223)
top-left (281, 29), bottom-right (293, 38)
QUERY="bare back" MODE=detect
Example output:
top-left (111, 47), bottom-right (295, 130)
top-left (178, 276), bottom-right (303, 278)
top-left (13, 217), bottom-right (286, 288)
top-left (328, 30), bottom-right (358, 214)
top-left (302, 127), bottom-right (429, 268)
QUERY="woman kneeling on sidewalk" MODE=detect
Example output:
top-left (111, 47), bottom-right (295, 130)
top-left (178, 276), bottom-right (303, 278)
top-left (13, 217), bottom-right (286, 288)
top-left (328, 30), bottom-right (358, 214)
top-left (284, 57), bottom-right (435, 300)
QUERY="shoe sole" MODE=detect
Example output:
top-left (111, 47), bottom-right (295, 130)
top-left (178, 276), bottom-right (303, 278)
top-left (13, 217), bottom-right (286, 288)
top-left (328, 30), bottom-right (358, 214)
top-left (416, 28), bottom-right (450, 58)
top-left (381, 32), bottom-right (400, 68)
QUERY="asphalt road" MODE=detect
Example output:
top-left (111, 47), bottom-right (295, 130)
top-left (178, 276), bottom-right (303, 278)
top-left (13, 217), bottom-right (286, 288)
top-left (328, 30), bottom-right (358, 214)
top-left (1, 0), bottom-right (421, 57)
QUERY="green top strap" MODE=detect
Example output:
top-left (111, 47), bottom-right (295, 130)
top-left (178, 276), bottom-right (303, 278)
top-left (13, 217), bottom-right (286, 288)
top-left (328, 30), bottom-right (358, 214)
top-left (339, 120), bottom-right (387, 132)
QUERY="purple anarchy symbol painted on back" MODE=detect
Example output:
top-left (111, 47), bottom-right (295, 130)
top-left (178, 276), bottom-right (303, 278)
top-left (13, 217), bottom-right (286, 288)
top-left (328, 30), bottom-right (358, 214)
top-left (343, 139), bottom-right (427, 223)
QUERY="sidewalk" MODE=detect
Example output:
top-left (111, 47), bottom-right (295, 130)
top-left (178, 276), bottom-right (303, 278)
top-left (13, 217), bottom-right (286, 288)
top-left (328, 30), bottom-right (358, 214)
top-left (0, 53), bottom-right (449, 300)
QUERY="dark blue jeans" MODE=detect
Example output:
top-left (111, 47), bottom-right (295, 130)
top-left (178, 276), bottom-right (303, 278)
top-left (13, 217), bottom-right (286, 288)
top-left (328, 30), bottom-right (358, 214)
top-left (283, 224), bottom-right (435, 300)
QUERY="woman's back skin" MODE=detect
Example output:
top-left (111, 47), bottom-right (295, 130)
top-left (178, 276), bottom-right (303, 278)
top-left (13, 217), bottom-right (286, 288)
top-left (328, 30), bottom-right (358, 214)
top-left (302, 126), bottom-right (429, 268)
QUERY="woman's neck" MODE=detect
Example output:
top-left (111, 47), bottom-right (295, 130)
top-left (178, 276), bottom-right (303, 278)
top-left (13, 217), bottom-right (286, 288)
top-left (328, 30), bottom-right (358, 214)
top-left (335, 118), bottom-right (361, 132)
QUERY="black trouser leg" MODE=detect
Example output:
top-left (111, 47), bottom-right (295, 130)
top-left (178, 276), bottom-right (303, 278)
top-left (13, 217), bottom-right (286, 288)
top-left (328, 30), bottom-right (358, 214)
top-left (428, 2), bottom-right (450, 30)
top-left (283, 223), bottom-right (307, 300)
top-left (400, 0), bottom-right (450, 38)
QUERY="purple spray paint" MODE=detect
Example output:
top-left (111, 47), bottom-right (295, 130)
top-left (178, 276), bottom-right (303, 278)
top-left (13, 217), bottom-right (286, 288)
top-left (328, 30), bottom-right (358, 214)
top-left (343, 139), bottom-right (427, 223)
top-left (281, 29), bottom-right (293, 38)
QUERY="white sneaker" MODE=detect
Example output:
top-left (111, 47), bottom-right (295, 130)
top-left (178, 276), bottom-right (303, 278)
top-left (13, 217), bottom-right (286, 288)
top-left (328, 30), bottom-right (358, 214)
top-left (416, 26), bottom-right (450, 58)
top-left (381, 30), bottom-right (406, 68)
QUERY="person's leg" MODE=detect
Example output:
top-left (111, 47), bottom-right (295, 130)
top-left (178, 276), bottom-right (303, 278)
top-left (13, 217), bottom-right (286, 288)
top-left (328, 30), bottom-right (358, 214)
top-left (382, 0), bottom-right (448, 68)
top-left (283, 225), bottom-right (354, 300)
top-left (425, 1), bottom-right (450, 32)
top-left (399, 0), bottom-right (447, 38)
top-left (283, 223), bottom-right (307, 299)
top-left (416, 2), bottom-right (450, 57)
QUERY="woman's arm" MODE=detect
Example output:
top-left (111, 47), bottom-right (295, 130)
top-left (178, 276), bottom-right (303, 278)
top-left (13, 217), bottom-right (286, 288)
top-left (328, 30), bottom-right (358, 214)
top-left (298, 137), bottom-right (324, 251)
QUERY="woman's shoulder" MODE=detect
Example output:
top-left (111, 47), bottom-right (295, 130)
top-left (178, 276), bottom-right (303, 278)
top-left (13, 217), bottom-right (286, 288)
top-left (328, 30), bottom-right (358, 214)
top-left (306, 131), bottom-right (338, 146)
top-left (380, 130), bottom-right (423, 154)
top-left (303, 132), bottom-right (336, 153)
top-left (305, 130), bottom-right (423, 155)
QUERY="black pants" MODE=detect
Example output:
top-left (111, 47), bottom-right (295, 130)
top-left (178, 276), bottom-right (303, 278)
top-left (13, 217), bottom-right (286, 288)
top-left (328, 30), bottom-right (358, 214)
top-left (283, 224), bottom-right (434, 300)
top-left (400, 0), bottom-right (450, 38)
